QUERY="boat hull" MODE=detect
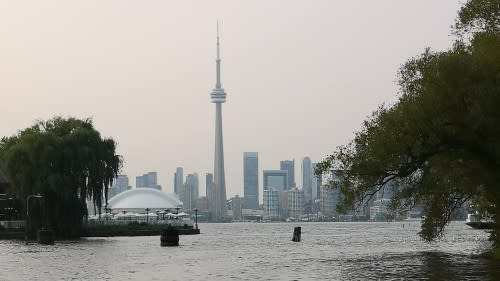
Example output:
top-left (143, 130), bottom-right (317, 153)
top-left (465, 221), bottom-right (494, 229)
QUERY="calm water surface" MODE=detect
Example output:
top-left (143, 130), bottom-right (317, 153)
top-left (1, 222), bottom-right (499, 280)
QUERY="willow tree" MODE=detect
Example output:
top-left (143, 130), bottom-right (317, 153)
top-left (316, 0), bottom-right (500, 248)
top-left (0, 117), bottom-right (122, 238)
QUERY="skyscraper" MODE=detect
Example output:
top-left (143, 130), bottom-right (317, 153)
top-left (231, 195), bottom-right (243, 221)
top-left (243, 152), bottom-right (259, 209)
top-left (210, 24), bottom-right (227, 221)
top-left (263, 188), bottom-right (280, 221)
top-left (109, 175), bottom-right (129, 198)
top-left (280, 160), bottom-right (295, 189)
top-left (186, 173), bottom-right (199, 205)
top-left (206, 173), bottom-right (214, 198)
top-left (312, 163), bottom-right (322, 200)
top-left (182, 173), bottom-right (199, 211)
top-left (136, 172), bottom-right (161, 190)
top-left (302, 157), bottom-right (312, 203)
top-left (263, 170), bottom-right (288, 191)
top-left (174, 167), bottom-right (183, 195)
top-left (288, 187), bottom-right (304, 221)
top-left (206, 173), bottom-right (215, 217)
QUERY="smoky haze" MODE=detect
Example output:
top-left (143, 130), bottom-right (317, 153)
top-left (0, 1), bottom-right (460, 200)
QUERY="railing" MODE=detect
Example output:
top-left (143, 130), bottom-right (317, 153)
top-left (0, 220), bottom-right (25, 229)
top-left (87, 218), bottom-right (193, 227)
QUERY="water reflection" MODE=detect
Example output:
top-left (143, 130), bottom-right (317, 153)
top-left (340, 251), bottom-right (500, 280)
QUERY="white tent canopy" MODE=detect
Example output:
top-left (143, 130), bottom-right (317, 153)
top-left (108, 188), bottom-right (183, 210)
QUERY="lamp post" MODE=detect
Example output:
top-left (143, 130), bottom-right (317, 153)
top-left (164, 209), bottom-right (170, 220)
top-left (25, 194), bottom-right (43, 243)
top-left (193, 208), bottom-right (198, 230)
top-left (145, 208), bottom-right (150, 224)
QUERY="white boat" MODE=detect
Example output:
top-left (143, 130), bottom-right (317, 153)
top-left (466, 212), bottom-right (494, 229)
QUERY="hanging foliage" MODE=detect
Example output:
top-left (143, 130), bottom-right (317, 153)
top-left (0, 117), bottom-right (122, 238)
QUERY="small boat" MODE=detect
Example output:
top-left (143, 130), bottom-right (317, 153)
top-left (465, 212), bottom-right (494, 229)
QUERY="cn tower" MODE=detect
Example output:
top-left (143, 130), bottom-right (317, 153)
top-left (210, 23), bottom-right (227, 221)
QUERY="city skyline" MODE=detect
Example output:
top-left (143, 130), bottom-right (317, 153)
top-left (0, 1), bottom-right (461, 199)
top-left (113, 152), bottom-right (320, 205)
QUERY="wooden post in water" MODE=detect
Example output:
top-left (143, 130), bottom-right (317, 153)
top-left (161, 226), bottom-right (179, 247)
top-left (37, 228), bottom-right (54, 245)
top-left (292, 226), bottom-right (301, 242)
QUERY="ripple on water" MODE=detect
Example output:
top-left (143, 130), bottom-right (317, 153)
top-left (0, 222), bottom-right (498, 280)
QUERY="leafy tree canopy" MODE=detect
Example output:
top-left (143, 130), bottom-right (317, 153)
top-left (0, 117), bottom-right (122, 238)
top-left (316, 0), bottom-right (500, 243)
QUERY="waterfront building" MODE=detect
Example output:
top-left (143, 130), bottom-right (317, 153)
top-left (302, 157), bottom-right (312, 203)
top-left (136, 172), bottom-right (161, 190)
top-left (174, 167), bottom-right (183, 195)
top-left (320, 185), bottom-right (340, 217)
top-left (231, 195), bottom-right (243, 221)
top-left (243, 152), bottom-right (259, 209)
top-left (210, 24), bottom-right (228, 221)
top-left (279, 191), bottom-right (289, 219)
top-left (263, 188), bottom-right (280, 221)
top-left (280, 160), bottom-right (295, 189)
top-left (241, 209), bottom-right (264, 222)
top-left (288, 187), bottom-right (304, 221)
top-left (263, 170), bottom-right (288, 191)
top-left (370, 199), bottom-right (391, 221)
top-left (197, 196), bottom-right (209, 212)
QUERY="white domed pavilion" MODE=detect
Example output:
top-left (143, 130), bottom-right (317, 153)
top-left (108, 188), bottom-right (182, 213)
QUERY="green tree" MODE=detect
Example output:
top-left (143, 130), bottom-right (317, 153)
top-left (0, 117), bottom-right (122, 238)
top-left (316, 0), bottom-right (500, 247)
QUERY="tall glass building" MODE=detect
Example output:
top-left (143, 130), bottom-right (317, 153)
top-left (302, 157), bottom-right (312, 203)
top-left (243, 152), bottom-right (259, 209)
top-left (280, 160), bottom-right (295, 189)
top-left (263, 170), bottom-right (288, 191)
top-left (174, 167), bottom-right (183, 196)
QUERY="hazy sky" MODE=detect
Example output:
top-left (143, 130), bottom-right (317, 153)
top-left (0, 1), bottom-right (461, 199)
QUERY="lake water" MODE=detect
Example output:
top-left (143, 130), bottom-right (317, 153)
top-left (1, 222), bottom-right (499, 280)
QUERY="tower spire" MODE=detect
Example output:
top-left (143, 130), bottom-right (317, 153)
top-left (215, 21), bottom-right (222, 89)
top-left (217, 21), bottom-right (220, 60)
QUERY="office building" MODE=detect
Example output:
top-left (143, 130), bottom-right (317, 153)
top-left (174, 167), bottom-right (183, 195)
top-left (288, 187), bottom-right (304, 220)
top-left (263, 170), bottom-right (288, 191)
top-left (243, 152), bottom-right (259, 209)
top-left (302, 157), bottom-right (312, 203)
top-left (136, 172), bottom-right (161, 190)
top-left (109, 175), bottom-right (129, 198)
top-left (184, 173), bottom-right (199, 209)
top-left (263, 188), bottom-right (280, 221)
top-left (280, 160), bottom-right (295, 189)
top-left (231, 195), bottom-right (243, 221)
top-left (206, 173), bottom-right (215, 217)
top-left (320, 185), bottom-right (340, 217)
top-left (311, 163), bottom-right (322, 200)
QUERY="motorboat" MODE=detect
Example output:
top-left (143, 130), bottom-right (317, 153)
top-left (466, 212), bottom-right (494, 229)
